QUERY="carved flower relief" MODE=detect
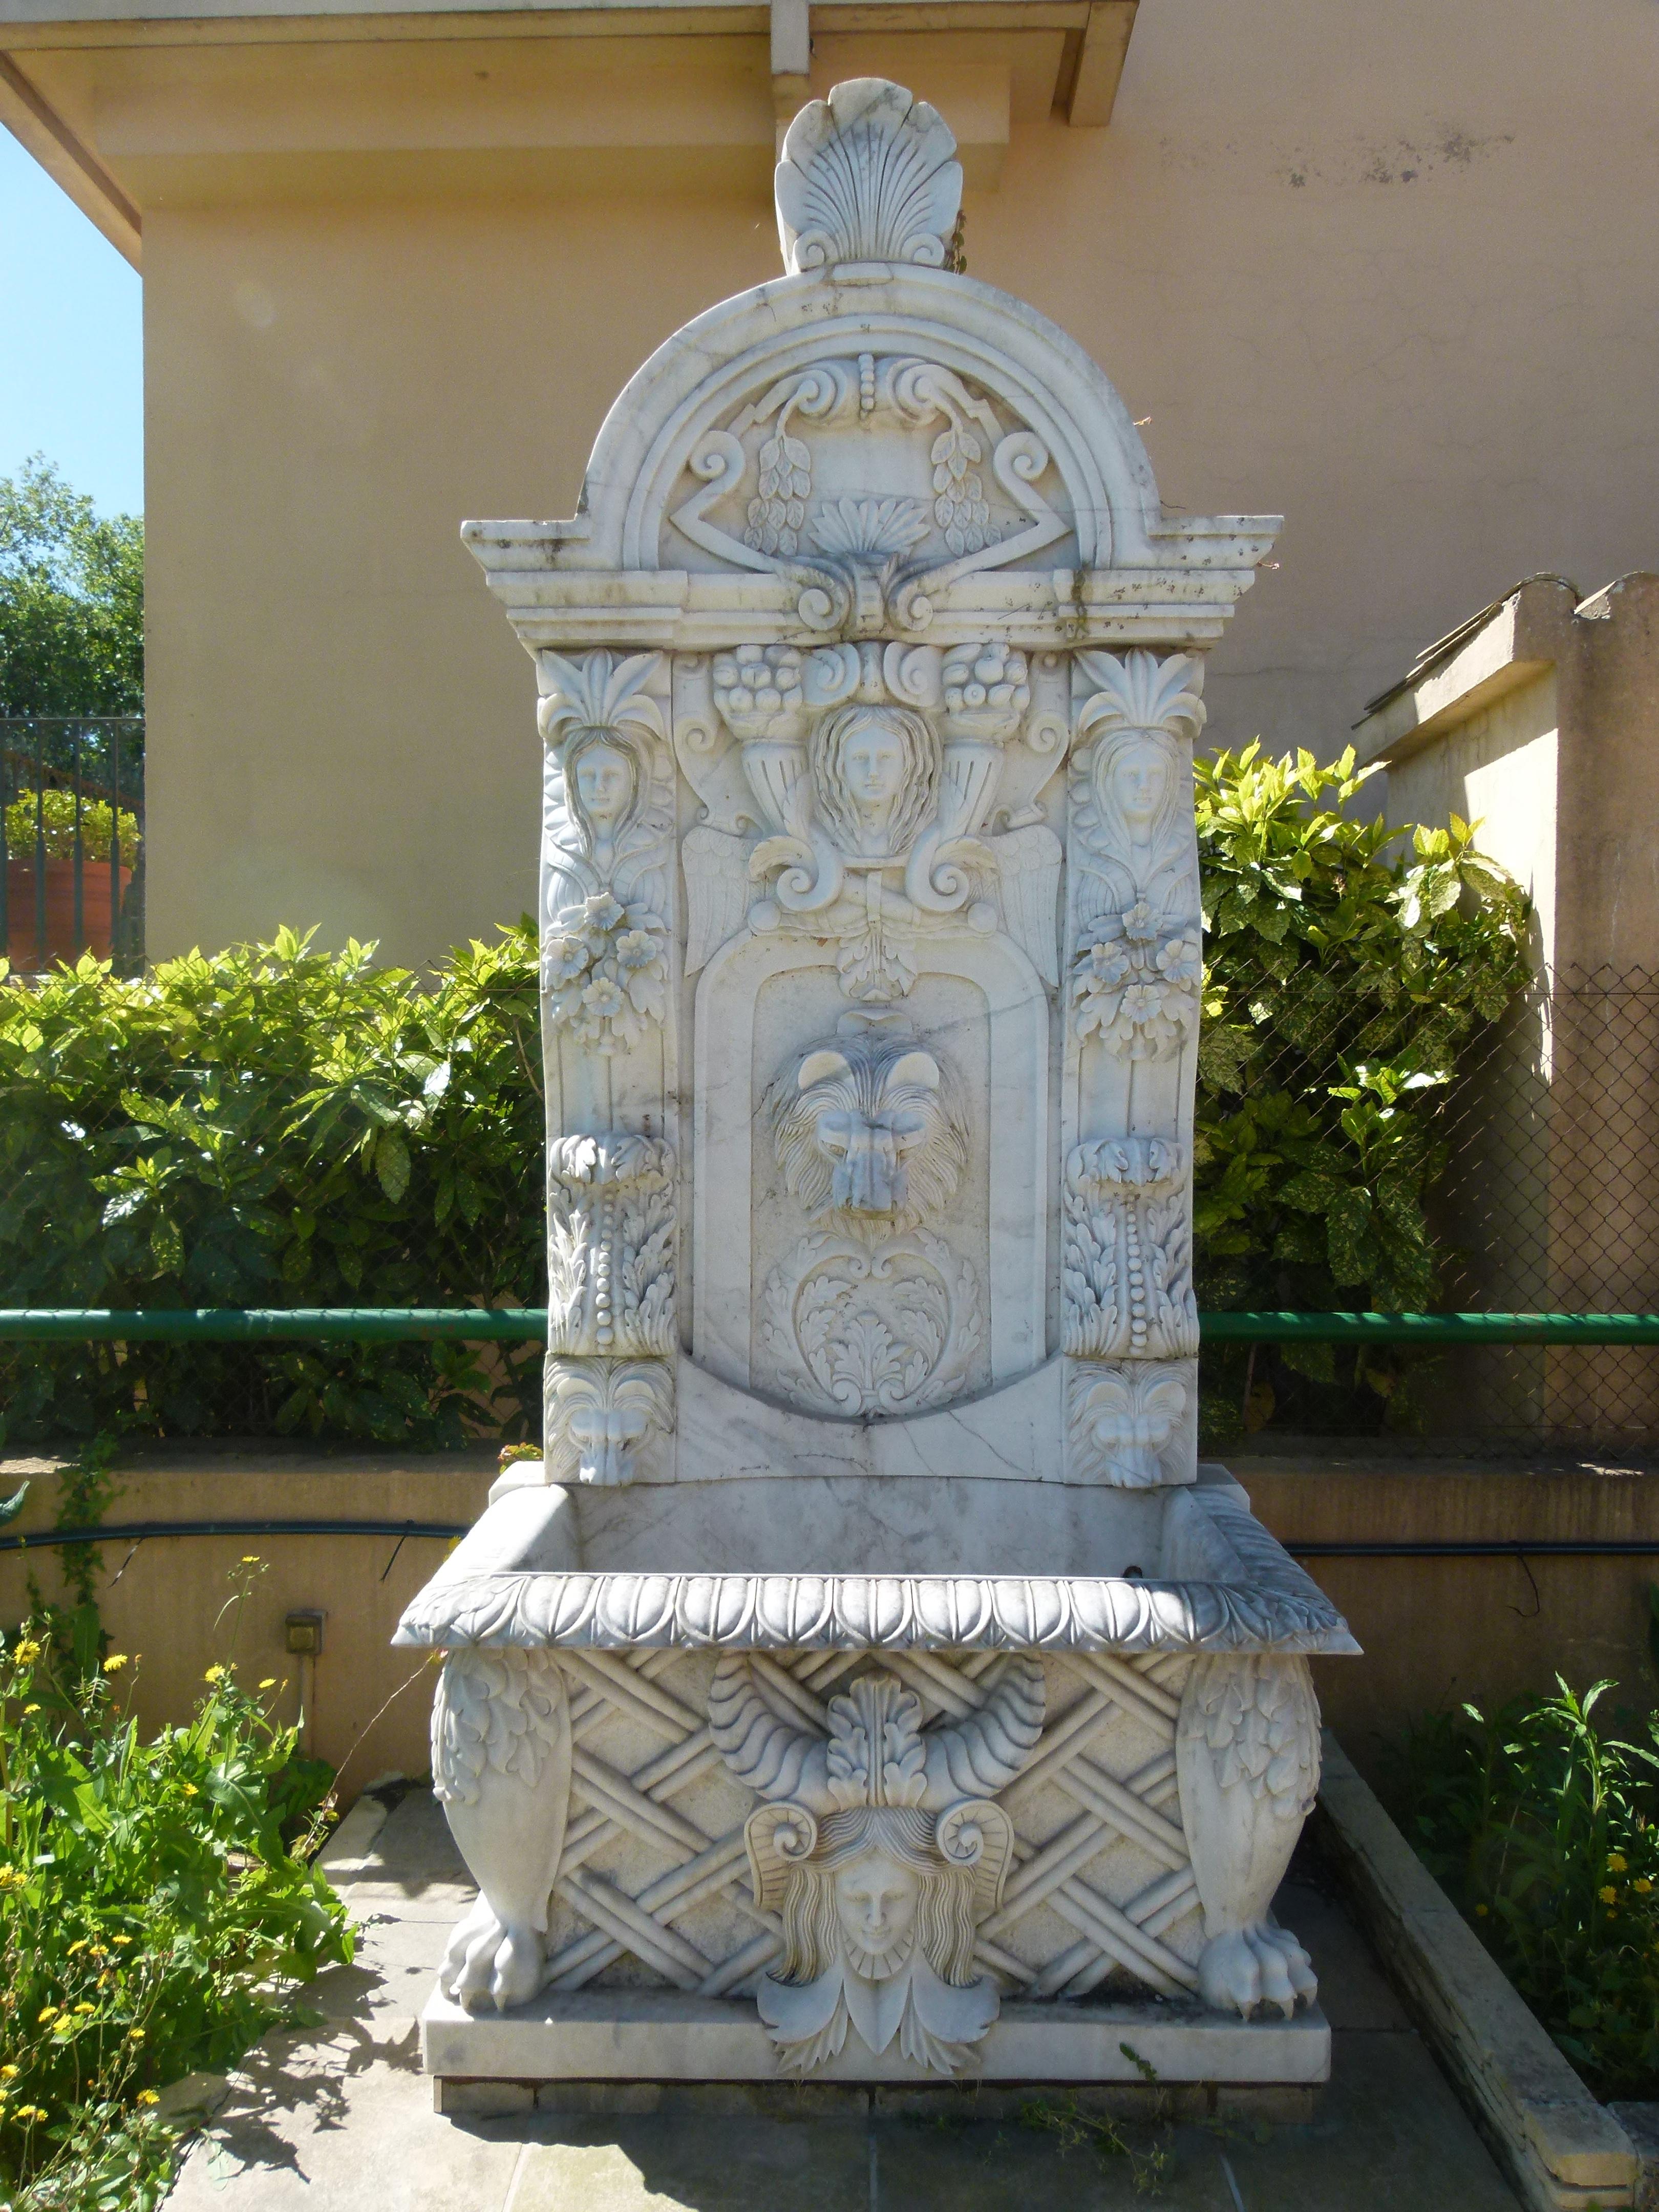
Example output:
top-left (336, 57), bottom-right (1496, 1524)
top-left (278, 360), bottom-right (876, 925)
top-left (544, 892), bottom-right (669, 1055)
top-left (1071, 899), bottom-right (1202, 1060)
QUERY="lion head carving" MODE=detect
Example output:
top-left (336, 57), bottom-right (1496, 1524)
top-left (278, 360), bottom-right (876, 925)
top-left (766, 1023), bottom-right (970, 1230)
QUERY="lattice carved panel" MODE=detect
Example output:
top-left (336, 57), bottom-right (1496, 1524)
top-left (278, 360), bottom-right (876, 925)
top-left (535, 1643), bottom-right (1200, 2002)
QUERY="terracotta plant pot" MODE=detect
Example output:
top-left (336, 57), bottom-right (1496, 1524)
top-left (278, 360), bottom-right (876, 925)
top-left (6, 857), bottom-right (133, 968)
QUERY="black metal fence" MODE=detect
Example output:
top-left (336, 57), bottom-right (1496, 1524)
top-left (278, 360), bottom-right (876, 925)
top-left (1213, 963), bottom-right (1659, 1461)
top-left (1, 715), bottom-right (145, 975)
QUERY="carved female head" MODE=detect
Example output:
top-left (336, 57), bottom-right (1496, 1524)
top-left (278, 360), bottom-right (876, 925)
top-left (565, 728), bottom-right (642, 862)
top-left (1093, 727), bottom-right (1179, 842)
top-left (777, 1807), bottom-right (976, 1987)
top-left (813, 704), bottom-right (938, 859)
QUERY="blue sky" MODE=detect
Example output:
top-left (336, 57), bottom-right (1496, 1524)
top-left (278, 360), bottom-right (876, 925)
top-left (0, 126), bottom-right (143, 518)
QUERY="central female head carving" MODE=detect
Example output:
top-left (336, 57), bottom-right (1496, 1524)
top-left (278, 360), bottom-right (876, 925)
top-left (813, 702), bottom-right (938, 859)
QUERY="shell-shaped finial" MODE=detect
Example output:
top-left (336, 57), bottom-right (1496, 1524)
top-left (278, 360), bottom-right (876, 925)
top-left (775, 78), bottom-right (963, 277)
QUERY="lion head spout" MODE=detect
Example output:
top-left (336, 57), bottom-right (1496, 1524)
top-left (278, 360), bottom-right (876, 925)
top-left (765, 1019), bottom-right (969, 1232)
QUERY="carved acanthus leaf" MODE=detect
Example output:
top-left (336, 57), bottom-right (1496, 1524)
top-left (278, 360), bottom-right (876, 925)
top-left (546, 1134), bottom-right (676, 1358)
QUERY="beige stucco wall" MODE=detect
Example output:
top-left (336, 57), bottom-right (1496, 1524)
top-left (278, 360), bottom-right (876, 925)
top-left (1381, 671), bottom-right (1560, 973)
top-left (7, 0), bottom-right (1659, 965)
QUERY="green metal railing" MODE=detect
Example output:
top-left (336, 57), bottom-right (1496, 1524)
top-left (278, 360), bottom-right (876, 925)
top-left (3, 1308), bottom-right (1659, 1343)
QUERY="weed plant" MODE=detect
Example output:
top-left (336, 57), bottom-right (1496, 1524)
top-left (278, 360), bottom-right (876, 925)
top-left (1389, 1677), bottom-right (1659, 2098)
top-left (0, 1569), bottom-right (352, 2210)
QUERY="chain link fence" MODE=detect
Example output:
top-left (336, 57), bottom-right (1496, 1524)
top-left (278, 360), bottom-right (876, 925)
top-left (1204, 961), bottom-right (1659, 1462)
top-left (1, 716), bottom-right (145, 975)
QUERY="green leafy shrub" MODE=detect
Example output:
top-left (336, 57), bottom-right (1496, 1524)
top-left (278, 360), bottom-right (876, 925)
top-left (4, 792), bottom-right (141, 869)
top-left (1195, 743), bottom-right (1530, 1437)
top-left (0, 1594), bottom-right (352, 2208)
top-left (1387, 1680), bottom-right (1659, 2098)
top-left (0, 925), bottom-right (544, 1444)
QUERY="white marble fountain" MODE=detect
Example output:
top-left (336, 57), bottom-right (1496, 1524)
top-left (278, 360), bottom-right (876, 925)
top-left (397, 76), bottom-right (1357, 2091)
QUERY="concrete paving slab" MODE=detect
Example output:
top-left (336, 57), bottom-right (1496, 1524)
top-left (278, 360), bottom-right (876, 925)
top-left (167, 1792), bottom-right (1526, 2212)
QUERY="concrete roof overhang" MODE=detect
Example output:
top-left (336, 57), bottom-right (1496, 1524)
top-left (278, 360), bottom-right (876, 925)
top-left (0, 0), bottom-right (1139, 271)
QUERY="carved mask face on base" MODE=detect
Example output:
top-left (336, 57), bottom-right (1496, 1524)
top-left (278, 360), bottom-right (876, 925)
top-left (833, 1847), bottom-right (923, 1975)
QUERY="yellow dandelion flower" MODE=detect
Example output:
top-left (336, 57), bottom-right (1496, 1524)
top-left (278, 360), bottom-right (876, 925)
top-left (37, 2007), bottom-right (57, 2024)
top-left (22, 1704), bottom-right (39, 1716)
top-left (73, 2003), bottom-right (95, 2016)
top-left (0, 1867), bottom-right (26, 1893)
top-left (259, 1679), bottom-right (276, 1690)
top-left (1601, 1885), bottom-right (1619, 1904)
top-left (203, 1665), bottom-right (226, 1684)
top-left (1474, 1904), bottom-right (1488, 1917)
top-left (181, 1783), bottom-right (199, 1797)
top-left (112, 1935), bottom-right (132, 1946)
top-left (13, 1640), bottom-right (41, 1665)
top-left (138, 2089), bottom-right (160, 2107)
top-left (67, 1940), bottom-right (88, 1956)
top-left (1637, 1879), bottom-right (1653, 1896)
top-left (1609, 1853), bottom-right (1629, 1874)
top-left (0, 2064), bottom-right (17, 2078)
top-left (102, 1655), bottom-right (129, 1674)
top-left (241, 1554), bottom-right (261, 1564)
top-left (127, 2028), bottom-right (145, 2043)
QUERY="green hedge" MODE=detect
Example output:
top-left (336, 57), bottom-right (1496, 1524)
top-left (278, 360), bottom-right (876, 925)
top-left (0, 926), bottom-right (544, 1444)
top-left (0, 748), bottom-right (1530, 1448)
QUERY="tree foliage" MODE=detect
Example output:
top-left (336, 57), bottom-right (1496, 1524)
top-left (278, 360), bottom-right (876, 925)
top-left (1195, 741), bottom-right (1530, 1437)
top-left (0, 459), bottom-right (143, 718)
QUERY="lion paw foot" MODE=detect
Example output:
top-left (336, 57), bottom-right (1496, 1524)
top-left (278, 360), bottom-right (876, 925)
top-left (1198, 1920), bottom-right (1317, 2020)
top-left (438, 1899), bottom-right (544, 2014)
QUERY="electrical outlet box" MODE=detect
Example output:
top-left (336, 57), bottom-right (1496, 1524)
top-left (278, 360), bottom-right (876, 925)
top-left (284, 1609), bottom-right (326, 1655)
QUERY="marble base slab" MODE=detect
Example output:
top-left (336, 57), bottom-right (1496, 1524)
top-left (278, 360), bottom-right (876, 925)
top-left (421, 1987), bottom-right (1330, 2087)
